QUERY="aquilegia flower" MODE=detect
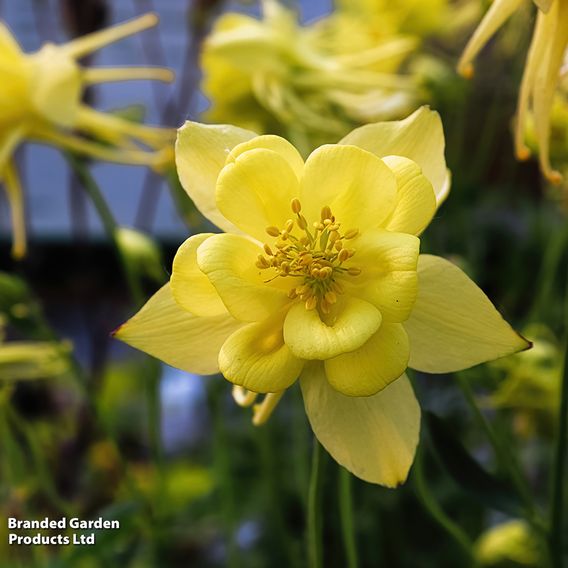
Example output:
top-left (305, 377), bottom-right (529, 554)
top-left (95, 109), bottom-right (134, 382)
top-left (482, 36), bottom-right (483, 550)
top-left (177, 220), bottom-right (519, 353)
top-left (201, 0), bottom-right (421, 154)
top-left (458, 0), bottom-right (568, 183)
top-left (0, 14), bottom-right (175, 259)
top-left (115, 107), bottom-right (529, 486)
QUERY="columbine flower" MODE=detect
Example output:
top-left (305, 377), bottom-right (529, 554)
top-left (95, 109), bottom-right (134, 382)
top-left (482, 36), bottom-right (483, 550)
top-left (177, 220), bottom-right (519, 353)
top-left (114, 107), bottom-right (529, 486)
top-left (476, 520), bottom-right (540, 566)
top-left (0, 14), bottom-right (175, 259)
top-left (201, 0), bottom-right (420, 154)
top-left (458, 0), bottom-right (568, 183)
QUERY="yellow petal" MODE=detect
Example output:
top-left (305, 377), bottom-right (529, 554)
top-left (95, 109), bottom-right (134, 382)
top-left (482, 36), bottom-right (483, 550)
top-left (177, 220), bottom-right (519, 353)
top-left (299, 144), bottom-right (397, 232)
top-left (216, 147), bottom-right (300, 242)
top-left (457, 0), bottom-right (523, 78)
top-left (339, 106), bottom-right (450, 205)
top-left (170, 233), bottom-right (227, 317)
top-left (283, 296), bottom-right (382, 360)
top-left (113, 284), bottom-right (242, 375)
top-left (346, 230), bottom-right (419, 322)
top-left (301, 364), bottom-right (420, 487)
top-left (405, 255), bottom-right (531, 373)
top-left (325, 323), bottom-right (409, 396)
top-left (0, 22), bottom-right (22, 60)
top-left (29, 46), bottom-right (82, 127)
top-left (227, 134), bottom-right (304, 180)
top-left (197, 233), bottom-right (291, 322)
top-left (382, 156), bottom-right (437, 235)
top-left (219, 313), bottom-right (303, 392)
top-left (174, 121), bottom-right (257, 232)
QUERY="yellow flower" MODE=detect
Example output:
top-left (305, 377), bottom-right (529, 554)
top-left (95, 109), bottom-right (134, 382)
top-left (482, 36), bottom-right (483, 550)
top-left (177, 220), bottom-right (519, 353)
top-left (0, 316), bottom-right (70, 380)
top-left (476, 520), bottom-right (540, 566)
top-left (115, 107), bottom-right (529, 486)
top-left (458, 0), bottom-right (568, 183)
top-left (0, 14), bottom-right (175, 259)
top-left (201, 0), bottom-right (420, 154)
top-left (488, 324), bottom-right (560, 438)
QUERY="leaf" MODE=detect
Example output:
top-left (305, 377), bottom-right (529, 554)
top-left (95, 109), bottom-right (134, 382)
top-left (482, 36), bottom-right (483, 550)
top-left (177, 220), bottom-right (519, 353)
top-left (425, 411), bottom-right (522, 516)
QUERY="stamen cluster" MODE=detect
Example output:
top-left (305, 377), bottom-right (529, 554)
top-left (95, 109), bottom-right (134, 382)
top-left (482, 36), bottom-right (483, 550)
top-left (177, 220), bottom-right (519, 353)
top-left (256, 198), bottom-right (361, 313)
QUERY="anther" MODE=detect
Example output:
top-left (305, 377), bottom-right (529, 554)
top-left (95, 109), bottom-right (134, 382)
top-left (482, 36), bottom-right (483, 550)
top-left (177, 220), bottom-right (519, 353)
top-left (324, 291), bottom-right (337, 304)
top-left (291, 198), bottom-right (302, 214)
top-left (263, 244), bottom-right (273, 256)
top-left (305, 296), bottom-right (317, 310)
top-left (266, 226), bottom-right (280, 237)
top-left (285, 219), bottom-right (294, 233)
top-left (347, 267), bottom-right (362, 276)
top-left (321, 206), bottom-right (332, 221)
top-left (338, 248), bottom-right (350, 262)
top-left (344, 229), bottom-right (359, 240)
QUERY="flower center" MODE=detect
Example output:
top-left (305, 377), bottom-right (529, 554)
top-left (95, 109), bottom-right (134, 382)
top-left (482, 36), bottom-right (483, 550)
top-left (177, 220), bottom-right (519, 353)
top-left (256, 198), bottom-right (361, 314)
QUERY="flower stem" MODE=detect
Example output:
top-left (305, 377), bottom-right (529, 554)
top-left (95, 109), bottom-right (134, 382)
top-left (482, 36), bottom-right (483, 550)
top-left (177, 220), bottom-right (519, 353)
top-left (413, 444), bottom-right (479, 566)
top-left (65, 152), bottom-right (144, 307)
top-left (338, 467), bottom-right (358, 568)
top-left (456, 375), bottom-right (539, 521)
top-left (549, 265), bottom-right (568, 568)
top-left (308, 440), bottom-right (325, 568)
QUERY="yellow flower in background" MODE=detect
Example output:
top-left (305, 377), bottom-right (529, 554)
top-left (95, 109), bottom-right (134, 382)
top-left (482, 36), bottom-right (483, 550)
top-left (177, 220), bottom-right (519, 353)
top-left (458, 0), bottom-right (568, 184)
top-left (0, 14), bottom-right (175, 259)
top-left (488, 324), bottom-right (561, 438)
top-left (476, 520), bottom-right (540, 566)
top-left (0, 316), bottom-right (70, 380)
top-left (201, 0), bottom-right (421, 154)
top-left (115, 107), bottom-right (529, 487)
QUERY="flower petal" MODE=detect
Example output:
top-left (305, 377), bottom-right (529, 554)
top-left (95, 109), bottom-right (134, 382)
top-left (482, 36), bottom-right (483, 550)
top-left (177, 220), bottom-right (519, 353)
top-left (405, 255), bottom-right (531, 373)
top-left (299, 144), bottom-right (397, 232)
top-left (197, 233), bottom-right (291, 322)
top-left (339, 106), bottom-right (450, 205)
top-left (283, 296), bottom-right (382, 360)
top-left (170, 233), bottom-right (227, 317)
top-left (346, 230), bottom-right (419, 323)
top-left (113, 284), bottom-right (242, 375)
top-left (227, 134), bottom-right (304, 180)
top-left (219, 313), bottom-right (303, 392)
top-left (175, 121), bottom-right (257, 232)
top-left (325, 323), bottom-right (409, 396)
top-left (301, 364), bottom-right (420, 487)
top-left (382, 156), bottom-right (437, 235)
top-left (215, 147), bottom-right (300, 242)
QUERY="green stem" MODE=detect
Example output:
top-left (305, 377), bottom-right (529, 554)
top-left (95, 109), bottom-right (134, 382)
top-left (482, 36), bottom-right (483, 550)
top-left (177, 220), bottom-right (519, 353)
top-left (413, 444), bottom-right (479, 566)
top-left (65, 152), bottom-right (144, 307)
top-left (307, 440), bottom-right (325, 568)
top-left (338, 467), bottom-right (358, 568)
top-left (456, 375), bottom-right (539, 522)
top-left (549, 265), bottom-right (568, 568)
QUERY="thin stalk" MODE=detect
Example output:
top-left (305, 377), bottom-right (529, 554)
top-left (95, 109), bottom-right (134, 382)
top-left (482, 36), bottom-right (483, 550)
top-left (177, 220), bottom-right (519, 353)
top-left (338, 467), bottom-right (358, 568)
top-left (456, 375), bottom-right (539, 522)
top-left (307, 440), bottom-right (325, 568)
top-left (549, 264), bottom-right (568, 568)
top-left (412, 444), bottom-right (479, 566)
top-left (65, 152), bottom-right (144, 307)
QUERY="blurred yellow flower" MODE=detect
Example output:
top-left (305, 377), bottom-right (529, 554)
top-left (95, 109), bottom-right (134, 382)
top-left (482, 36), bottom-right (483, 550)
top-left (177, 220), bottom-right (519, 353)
top-left (458, 0), bottom-right (568, 183)
top-left (476, 520), bottom-right (540, 566)
top-left (201, 0), bottom-right (421, 154)
top-left (115, 107), bottom-right (529, 486)
top-left (489, 324), bottom-right (561, 438)
top-left (0, 14), bottom-right (175, 259)
top-left (0, 316), bottom-right (70, 380)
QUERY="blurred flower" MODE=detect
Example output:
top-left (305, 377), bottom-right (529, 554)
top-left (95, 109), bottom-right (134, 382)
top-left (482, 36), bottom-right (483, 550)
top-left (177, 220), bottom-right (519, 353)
top-left (458, 0), bottom-right (568, 184)
top-left (115, 227), bottom-right (165, 284)
top-left (115, 107), bottom-right (529, 486)
top-left (0, 316), bottom-right (71, 380)
top-left (201, 0), bottom-right (422, 154)
top-left (488, 324), bottom-right (561, 438)
top-left (0, 14), bottom-right (175, 259)
top-left (476, 520), bottom-right (540, 566)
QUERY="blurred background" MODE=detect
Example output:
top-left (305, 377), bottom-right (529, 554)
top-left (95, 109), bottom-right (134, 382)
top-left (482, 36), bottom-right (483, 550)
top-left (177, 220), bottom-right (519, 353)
top-left (0, 0), bottom-right (567, 567)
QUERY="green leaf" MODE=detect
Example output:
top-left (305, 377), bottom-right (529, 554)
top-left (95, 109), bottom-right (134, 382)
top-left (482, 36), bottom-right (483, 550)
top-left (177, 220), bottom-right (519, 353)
top-left (425, 411), bottom-right (522, 516)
